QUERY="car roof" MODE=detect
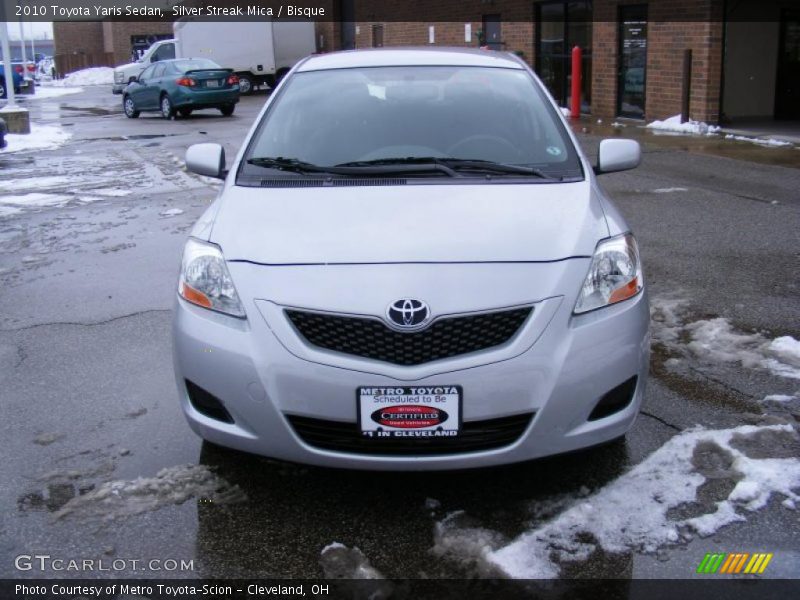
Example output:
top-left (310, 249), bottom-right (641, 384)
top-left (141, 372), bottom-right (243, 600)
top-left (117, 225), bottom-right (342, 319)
top-left (297, 47), bottom-right (525, 72)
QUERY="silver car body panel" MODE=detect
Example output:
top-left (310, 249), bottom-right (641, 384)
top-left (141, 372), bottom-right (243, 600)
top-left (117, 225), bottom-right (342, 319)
top-left (173, 48), bottom-right (650, 469)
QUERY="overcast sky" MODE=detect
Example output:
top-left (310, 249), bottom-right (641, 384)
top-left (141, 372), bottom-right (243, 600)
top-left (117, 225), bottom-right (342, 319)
top-left (6, 21), bottom-right (54, 40)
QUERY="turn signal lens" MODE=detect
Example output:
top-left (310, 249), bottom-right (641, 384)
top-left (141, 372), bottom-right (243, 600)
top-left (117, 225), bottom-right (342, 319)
top-left (574, 233), bottom-right (643, 314)
top-left (178, 239), bottom-right (245, 318)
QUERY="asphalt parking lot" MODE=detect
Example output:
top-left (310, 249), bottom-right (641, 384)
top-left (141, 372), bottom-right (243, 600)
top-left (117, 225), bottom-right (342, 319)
top-left (1, 85), bottom-right (799, 582)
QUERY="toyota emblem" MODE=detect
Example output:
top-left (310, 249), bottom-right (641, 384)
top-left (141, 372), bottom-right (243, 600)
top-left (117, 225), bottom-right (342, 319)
top-left (386, 298), bottom-right (431, 330)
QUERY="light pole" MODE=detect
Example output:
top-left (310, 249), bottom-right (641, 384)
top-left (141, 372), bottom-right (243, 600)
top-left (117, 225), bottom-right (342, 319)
top-left (1, 21), bottom-right (18, 107)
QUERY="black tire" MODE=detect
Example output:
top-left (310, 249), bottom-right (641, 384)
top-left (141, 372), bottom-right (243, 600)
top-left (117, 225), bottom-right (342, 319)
top-left (219, 104), bottom-right (235, 117)
top-left (178, 108), bottom-right (192, 118)
top-left (237, 73), bottom-right (253, 95)
top-left (123, 95), bottom-right (139, 118)
top-left (160, 94), bottom-right (175, 119)
top-left (0, 78), bottom-right (6, 99)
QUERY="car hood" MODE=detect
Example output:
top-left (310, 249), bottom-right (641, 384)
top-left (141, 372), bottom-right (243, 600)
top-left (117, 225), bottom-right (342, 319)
top-left (210, 181), bottom-right (609, 264)
top-left (114, 61), bottom-right (143, 75)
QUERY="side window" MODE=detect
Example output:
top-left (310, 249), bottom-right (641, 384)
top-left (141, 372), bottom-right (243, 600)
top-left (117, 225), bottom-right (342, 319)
top-left (152, 64), bottom-right (166, 79)
top-left (152, 43), bottom-right (175, 63)
top-left (139, 65), bottom-right (155, 81)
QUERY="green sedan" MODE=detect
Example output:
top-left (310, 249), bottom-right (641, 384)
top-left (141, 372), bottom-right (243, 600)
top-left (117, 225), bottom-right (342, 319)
top-left (122, 58), bottom-right (240, 119)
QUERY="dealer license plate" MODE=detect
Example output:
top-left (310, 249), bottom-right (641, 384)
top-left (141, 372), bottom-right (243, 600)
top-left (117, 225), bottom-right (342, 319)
top-left (357, 386), bottom-right (461, 439)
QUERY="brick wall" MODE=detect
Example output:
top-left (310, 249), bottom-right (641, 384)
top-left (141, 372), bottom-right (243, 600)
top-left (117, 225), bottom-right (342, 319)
top-left (53, 22), bottom-right (104, 56)
top-left (592, 0), bottom-right (723, 123)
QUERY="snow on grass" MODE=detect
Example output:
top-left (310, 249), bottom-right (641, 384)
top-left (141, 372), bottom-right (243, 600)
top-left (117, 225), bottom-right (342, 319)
top-left (724, 134), bottom-right (793, 148)
top-left (53, 464), bottom-right (246, 522)
top-left (646, 114), bottom-right (720, 136)
top-left (27, 86), bottom-right (84, 99)
top-left (2, 123), bottom-right (71, 153)
top-left (434, 424), bottom-right (800, 579)
top-left (52, 67), bottom-right (114, 87)
top-left (650, 295), bottom-right (800, 380)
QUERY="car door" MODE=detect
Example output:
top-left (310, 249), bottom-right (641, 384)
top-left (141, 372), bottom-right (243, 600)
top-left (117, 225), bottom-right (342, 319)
top-left (146, 63), bottom-right (168, 107)
top-left (128, 64), bottom-right (155, 109)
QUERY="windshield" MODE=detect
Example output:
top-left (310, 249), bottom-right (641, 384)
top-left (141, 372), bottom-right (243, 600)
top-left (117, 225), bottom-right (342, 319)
top-left (240, 65), bottom-right (582, 180)
top-left (171, 59), bottom-right (222, 72)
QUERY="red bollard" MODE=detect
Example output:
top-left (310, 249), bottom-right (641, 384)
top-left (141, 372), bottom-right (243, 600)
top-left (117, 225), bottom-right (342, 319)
top-left (570, 46), bottom-right (582, 120)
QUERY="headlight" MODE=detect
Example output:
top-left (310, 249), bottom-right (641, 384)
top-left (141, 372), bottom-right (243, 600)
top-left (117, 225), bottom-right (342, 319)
top-left (178, 238), bottom-right (245, 318)
top-left (574, 233), bottom-right (643, 314)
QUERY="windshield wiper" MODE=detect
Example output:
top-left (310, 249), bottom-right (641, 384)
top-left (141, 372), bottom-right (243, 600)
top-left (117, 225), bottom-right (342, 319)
top-left (337, 157), bottom-right (556, 179)
top-left (247, 156), bottom-right (459, 177)
top-left (246, 157), bottom-right (334, 174)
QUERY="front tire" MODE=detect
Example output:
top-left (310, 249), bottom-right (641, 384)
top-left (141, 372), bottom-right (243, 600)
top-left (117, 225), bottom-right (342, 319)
top-left (160, 94), bottom-right (175, 120)
top-left (219, 104), bottom-right (235, 117)
top-left (123, 95), bottom-right (139, 118)
top-left (237, 73), bottom-right (253, 95)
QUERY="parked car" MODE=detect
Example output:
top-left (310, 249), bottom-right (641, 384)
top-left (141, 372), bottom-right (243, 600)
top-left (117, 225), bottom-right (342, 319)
top-left (175, 48), bottom-right (647, 470)
top-left (113, 39), bottom-right (176, 94)
top-left (122, 58), bottom-right (239, 119)
top-left (0, 64), bottom-right (25, 98)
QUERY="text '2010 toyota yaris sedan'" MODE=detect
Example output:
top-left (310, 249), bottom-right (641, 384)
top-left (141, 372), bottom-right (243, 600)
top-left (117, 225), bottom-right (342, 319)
top-left (173, 48), bottom-right (649, 470)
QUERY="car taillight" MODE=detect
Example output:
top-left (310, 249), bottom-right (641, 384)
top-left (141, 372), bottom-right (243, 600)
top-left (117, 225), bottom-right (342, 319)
top-left (27, 65), bottom-right (35, 72)
top-left (14, 65), bottom-right (23, 73)
top-left (227, 74), bottom-right (239, 85)
top-left (176, 77), bottom-right (196, 87)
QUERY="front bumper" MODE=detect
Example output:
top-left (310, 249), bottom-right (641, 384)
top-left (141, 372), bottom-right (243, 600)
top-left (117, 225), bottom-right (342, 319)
top-left (173, 262), bottom-right (650, 470)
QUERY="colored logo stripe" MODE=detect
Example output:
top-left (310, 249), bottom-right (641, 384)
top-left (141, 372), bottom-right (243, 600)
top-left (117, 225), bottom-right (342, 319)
top-left (697, 553), bottom-right (773, 574)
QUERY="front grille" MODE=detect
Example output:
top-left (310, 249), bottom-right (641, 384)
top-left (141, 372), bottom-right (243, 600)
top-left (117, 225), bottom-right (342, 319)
top-left (287, 413), bottom-right (534, 456)
top-left (285, 307), bottom-right (532, 366)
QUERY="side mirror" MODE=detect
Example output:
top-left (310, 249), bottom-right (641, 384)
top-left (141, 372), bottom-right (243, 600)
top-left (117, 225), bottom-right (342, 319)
top-left (595, 139), bottom-right (641, 175)
top-left (186, 143), bottom-right (226, 179)
top-left (128, 76), bottom-right (138, 83)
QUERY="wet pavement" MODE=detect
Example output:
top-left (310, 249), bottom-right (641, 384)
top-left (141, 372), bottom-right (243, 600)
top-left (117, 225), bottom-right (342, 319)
top-left (1, 86), bottom-right (799, 582)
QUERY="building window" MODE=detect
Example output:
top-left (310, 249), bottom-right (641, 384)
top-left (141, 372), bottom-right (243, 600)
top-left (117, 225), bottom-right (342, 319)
top-left (535, 1), bottom-right (592, 113)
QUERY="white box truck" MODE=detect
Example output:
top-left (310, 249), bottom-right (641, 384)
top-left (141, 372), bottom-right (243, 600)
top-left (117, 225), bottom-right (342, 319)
top-left (173, 21), bottom-right (316, 94)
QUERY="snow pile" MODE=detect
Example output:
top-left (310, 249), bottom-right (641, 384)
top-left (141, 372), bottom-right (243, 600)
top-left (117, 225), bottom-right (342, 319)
top-left (53, 67), bottom-right (114, 87)
top-left (724, 134), bottom-right (793, 148)
top-left (650, 296), bottom-right (800, 380)
top-left (559, 107), bottom-right (571, 117)
top-left (646, 114), bottom-right (720, 135)
top-left (53, 464), bottom-right (246, 521)
top-left (763, 394), bottom-right (796, 403)
top-left (0, 192), bottom-right (73, 217)
top-left (28, 86), bottom-right (84, 99)
top-left (319, 543), bottom-right (386, 579)
top-left (2, 123), bottom-right (71, 154)
top-left (652, 187), bottom-right (688, 193)
top-left (435, 424), bottom-right (800, 579)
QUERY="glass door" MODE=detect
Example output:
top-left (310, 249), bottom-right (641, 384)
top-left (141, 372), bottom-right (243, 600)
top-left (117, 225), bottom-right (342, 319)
top-left (617, 5), bottom-right (648, 119)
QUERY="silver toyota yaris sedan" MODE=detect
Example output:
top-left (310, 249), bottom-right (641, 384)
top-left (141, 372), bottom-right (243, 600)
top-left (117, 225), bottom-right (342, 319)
top-left (173, 48), bottom-right (649, 470)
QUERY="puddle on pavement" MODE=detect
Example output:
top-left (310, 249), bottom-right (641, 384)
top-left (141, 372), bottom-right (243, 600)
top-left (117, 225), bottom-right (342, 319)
top-left (572, 121), bottom-right (800, 169)
top-left (60, 105), bottom-right (118, 117)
